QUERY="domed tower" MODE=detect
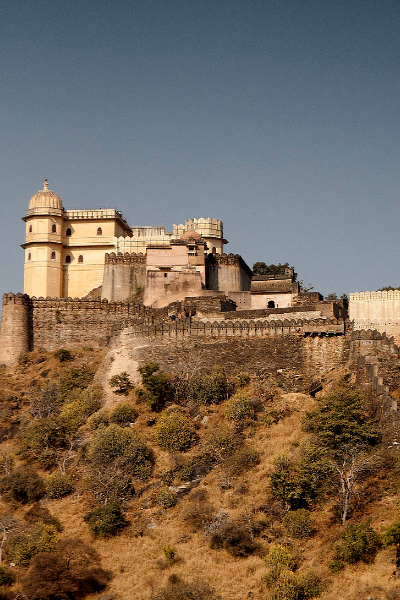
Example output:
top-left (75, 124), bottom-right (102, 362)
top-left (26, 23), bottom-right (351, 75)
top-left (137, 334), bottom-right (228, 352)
top-left (22, 180), bottom-right (64, 297)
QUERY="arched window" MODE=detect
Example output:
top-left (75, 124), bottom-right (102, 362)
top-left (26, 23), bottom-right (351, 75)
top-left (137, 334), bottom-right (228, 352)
top-left (212, 247), bottom-right (216, 255)
top-left (65, 255), bottom-right (71, 264)
top-left (28, 253), bottom-right (31, 261)
top-left (66, 228), bottom-right (72, 236)
top-left (78, 255), bottom-right (83, 263)
top-left (51, 224), bottom-right (56, 233)
top-left (29, 225), bottom-right (32, 233)
top-left (267, 300), bottom-right (275, 308)
top-left (97, 227), bottom-right (103, 235)
top-left (51, 251), bottom-right (56, 260)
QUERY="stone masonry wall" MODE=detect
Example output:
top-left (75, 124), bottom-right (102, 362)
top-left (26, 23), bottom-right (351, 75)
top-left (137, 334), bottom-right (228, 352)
top-left (101, 252), bottom-right (146, 302)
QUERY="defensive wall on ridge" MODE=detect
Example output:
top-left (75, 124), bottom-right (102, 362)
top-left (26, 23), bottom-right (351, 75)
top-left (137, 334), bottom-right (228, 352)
top-left (1, 293), bottom-right (399, 413)
top-left (0, 292), bottom-right (347, 365)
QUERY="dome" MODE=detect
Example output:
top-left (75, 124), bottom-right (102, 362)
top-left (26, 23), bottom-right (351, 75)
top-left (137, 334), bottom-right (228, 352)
top-left (180, 228), bottom-right (202, 241)
top-left (28, 180), bottom-right (62, 211)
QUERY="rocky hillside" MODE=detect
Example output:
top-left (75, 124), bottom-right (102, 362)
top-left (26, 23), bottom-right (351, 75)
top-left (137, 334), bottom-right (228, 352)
top-left (0, 336), bottom-right (399, 600)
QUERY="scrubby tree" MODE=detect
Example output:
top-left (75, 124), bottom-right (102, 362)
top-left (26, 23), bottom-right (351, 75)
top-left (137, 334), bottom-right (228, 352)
top-left (137, 363), bottom-right (172, 410)
top-left (86, 424), bottom-right (153, 503)
top-left (84, 502), bottom-right (127, 537)
top-left (21, 538), bottom-right (111, 600)
top-left (109, 372), bottom-right (132, 395)
top-left (302, 385), bottom-right (381, 524)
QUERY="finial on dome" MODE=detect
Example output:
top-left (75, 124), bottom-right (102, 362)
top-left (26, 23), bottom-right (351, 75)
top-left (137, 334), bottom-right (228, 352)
top-left (43, 179), bottom-right (48, 191)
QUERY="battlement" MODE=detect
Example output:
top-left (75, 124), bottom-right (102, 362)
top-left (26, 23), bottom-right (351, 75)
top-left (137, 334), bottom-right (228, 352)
top-left (2, 292), bottom-right (31, 306)
top-left (105, 252), bottom-right (146, 264)
top-left (351, 291), bottom-right (400, 301)
top-left (206, 253), bottom-right (253, 277)
top-left (126, 317), bottom-right (346, 338)
top-left (173, 218), bottom-right (223, 239)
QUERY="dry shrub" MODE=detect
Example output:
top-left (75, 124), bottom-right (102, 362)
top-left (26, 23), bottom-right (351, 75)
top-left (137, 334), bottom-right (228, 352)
top-left (209, 522), bottom-right (257, 557)
top-left (157, 486), bottom-right (177, 509)
top-left (24, 503), bottom-right (62, 531)
top-left (22, 538), bottom-right (111, 600)
top-left (0, 466), bottom-right (45, 504)
top-left (152, 578), bottom-right (220, 600)
top-left (282, 509), bottom-right (315, 539)
top-left (182, 490), bottom-right (214, 530)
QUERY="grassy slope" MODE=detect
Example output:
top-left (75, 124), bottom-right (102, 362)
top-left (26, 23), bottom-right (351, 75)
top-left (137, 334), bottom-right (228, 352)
top-left (0, 346), bottom-right (400, 600)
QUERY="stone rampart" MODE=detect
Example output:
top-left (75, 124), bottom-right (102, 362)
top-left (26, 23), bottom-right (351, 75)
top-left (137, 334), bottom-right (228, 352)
top-left (125, 317), bottom-right (346, 339)
top-left (350, 329), bottom-right (400, 411)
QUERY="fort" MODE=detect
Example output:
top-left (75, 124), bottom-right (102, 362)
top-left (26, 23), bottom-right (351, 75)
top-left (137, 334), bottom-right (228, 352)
top-left (1, 180), bottom-right (399, 413)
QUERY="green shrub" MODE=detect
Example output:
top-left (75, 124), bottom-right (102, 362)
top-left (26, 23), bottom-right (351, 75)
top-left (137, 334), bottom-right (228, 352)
top-left (282, 510), bottom-right (314, 539)
top-left (328, 560), bottom-right (344, 574)
top-left (84, 502), bottom-right (127, 537)
top-left (86, 424), bottom-right (153, 503)
top-left (59, 385), bottom-right (102, 433)
top-left (8, 524), bottom-right (59, 566)
top-left (0, 467), bottom-right (46, 504)
top-left (19, 418), bottom-right (65, 464)
top-left (187, 367), bottom-right (228, 405)
top-left (270, 455), bottom-right (307, 510)
top-left (109, 372), bottom-right (132, 395)
top-left (162, 545), bottom-right (179, 565)
top-left (270, 570), bottom-right (298, 600)
top-left (264, 544), bottom-right (296, 587)
top-left (0, 565), bottom-right (14, 586)
top-left (154, 410), bottom-right (193, 452)
top-left (138, 363), bottom-right (172, 410)
top-left (224, 392), bottom-right (254, 423)
top-left (59, 367), bottom-right (94, 399)
top-left (89, 409), bottom-right (110, 430)
top-left (209, 523), bottom-right (256, 556)
top-left (45, 472), bottom-right (73, 499)
top-left (157, 486), bottom-right (177, 508)
top-left (236, 372), bottom-right (251, 388)
top-left (54, 349), bottom-right (72, 363)
top-left (109, 402), bottom-right (138, 426)
top-left (296, 571), bottom-right (323, 599)
top-left (335, 522), bottom-right (381, 564)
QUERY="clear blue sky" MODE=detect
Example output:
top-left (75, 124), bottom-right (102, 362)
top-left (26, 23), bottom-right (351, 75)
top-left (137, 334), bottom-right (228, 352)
top-left (1, 0), bottom-right (399, 299)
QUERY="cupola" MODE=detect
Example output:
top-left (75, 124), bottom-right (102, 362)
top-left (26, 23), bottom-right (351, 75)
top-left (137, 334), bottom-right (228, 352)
top-left (28, 180), bottom-right (63, 211)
